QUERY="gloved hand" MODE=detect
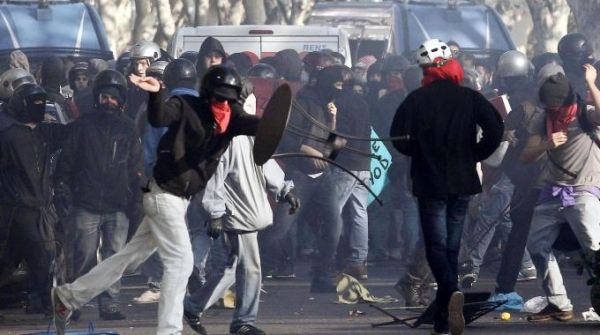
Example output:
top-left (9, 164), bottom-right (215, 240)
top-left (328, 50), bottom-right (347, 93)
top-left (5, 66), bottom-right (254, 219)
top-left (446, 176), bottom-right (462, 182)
top-left (206, 217), bottom-right (224, 239)
top-left (284, 192), bottom-right (301, 215)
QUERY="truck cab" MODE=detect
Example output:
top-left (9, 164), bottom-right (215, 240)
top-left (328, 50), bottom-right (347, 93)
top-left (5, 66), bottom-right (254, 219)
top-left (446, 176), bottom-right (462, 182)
top-left (309, 0), bottom-right (515, 63)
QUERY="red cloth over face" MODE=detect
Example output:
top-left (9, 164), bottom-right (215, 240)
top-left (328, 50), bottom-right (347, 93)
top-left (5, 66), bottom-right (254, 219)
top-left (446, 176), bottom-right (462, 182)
top-left (211, 100), bottom-right (232, 134)
top-left (545, 103), bottom-right (578, 138)
top-left (421, 58), bottom-right (464, 87)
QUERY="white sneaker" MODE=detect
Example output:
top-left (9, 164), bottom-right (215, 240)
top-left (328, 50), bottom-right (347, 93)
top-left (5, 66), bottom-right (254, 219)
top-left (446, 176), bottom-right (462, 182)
top-left (133, 289), bottom-right (160, 304)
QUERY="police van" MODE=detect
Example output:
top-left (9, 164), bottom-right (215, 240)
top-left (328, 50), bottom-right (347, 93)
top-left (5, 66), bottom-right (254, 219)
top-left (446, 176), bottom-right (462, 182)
top-left (309, 0), bottom-right (515, 62)
top-left (169, 25), bottom-right (352, 66)
top-left (0, 0), bottom-right (113, 69)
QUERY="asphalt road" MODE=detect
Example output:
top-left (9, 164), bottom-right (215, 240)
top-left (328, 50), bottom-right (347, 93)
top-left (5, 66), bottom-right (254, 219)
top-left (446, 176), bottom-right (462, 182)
top-left (0, 259), bottom-right (599, 335)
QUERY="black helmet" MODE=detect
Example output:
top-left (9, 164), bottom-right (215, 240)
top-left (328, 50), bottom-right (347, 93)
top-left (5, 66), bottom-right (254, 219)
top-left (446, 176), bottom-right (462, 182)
top-left (93, 69), bottom-right (127, 107)
top-left (303, 51), bottom-right (335, 77)
top-left (201, 65), bottom-right (241, 100)
top-left (495, 50), bottom-right (533, 78)
top-left (146, 60), bottom-right (170, 79)
top-left (180, 51), bottom-right (199, 64)
top-left (164, 58), bottom-right (197, 91)
top-left (68, 61), bottom-right (90, 90)
top-left (7, 83), bottom-right (47, 123)
top-left (116, 51), bottom-right (131, 75)
top-left (558, 33), bottom-right (594, 65)
top-left (247, 63), bottom-right (278, 79)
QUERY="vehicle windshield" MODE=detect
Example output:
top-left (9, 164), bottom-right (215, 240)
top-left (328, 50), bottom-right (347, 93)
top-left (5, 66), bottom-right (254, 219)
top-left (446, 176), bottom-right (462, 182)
top-left (400, 6), bottom-right (513, 52)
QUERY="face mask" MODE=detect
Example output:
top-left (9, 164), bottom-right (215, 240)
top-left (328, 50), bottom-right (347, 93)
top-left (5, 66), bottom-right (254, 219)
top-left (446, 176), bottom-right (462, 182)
top-left (21, 101), bottom-right (46, 123)
top-left (211, 100), bottom-right (232, 134)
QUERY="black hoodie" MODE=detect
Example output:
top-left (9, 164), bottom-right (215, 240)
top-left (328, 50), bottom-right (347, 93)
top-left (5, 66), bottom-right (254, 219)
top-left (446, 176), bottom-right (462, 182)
top-left (196, 37), bottom-right (227, 80)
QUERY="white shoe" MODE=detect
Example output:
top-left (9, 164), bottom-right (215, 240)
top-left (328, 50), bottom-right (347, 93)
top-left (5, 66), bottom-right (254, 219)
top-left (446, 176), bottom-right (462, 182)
top-left (133, 289), bottom-right (160, 304)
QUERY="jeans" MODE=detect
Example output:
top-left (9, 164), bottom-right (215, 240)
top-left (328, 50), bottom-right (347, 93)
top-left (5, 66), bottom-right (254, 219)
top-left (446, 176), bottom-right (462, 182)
top-left (461, 175), bottom-right (533, 273)
top-left (398, 188), bottom-right (421, 265)
top-left (185, 231), bottom-right (262, 330)
top-left (496, 187), bottom-right (540, 293)
top-left (187, 194), bottom-right (212, 286)
top-left (418, 195), bottom-right (471, 333)
top-left (70, 207), bottom-right (128, 308)
top-left (313, 169), bottom-right (370, 274)
top-left (55, 180), bottom-right (194, 335)
top-left (527, 193), bottom-right (600, 311)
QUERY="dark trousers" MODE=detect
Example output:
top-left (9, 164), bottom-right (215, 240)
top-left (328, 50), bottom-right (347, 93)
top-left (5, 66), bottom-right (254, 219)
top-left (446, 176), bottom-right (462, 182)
top-left (0, 204), bottom-right (55, 309)
top-left (495, 187), bottom-right (540, 293)
top-left (418, 195), bottom-right (470, 333)
top-left (259, 170), bottom-right (323, 273)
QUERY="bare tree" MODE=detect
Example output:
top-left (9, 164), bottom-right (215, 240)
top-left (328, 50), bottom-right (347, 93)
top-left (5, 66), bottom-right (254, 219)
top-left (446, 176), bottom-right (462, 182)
top-left (566, 0), bottom-right (600, 58)
top-left (525, 0), bottom-right (569, 56)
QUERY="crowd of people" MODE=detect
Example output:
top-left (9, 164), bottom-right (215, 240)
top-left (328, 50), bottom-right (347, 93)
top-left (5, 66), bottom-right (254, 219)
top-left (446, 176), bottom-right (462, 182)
top-left (0, 30), bottom-right (598, 335)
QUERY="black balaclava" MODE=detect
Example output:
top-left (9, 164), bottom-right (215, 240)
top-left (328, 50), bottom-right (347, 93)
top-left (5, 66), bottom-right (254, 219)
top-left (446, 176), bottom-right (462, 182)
top-left (315, 66), bottom-right (345, 102)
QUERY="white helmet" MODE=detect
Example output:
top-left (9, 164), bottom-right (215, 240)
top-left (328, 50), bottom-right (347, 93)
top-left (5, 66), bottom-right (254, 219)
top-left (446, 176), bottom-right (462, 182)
top-left (416, 39), bottom-right (452, 66)
top-left (129, 41), bottom-right (161, 62)
top-left (0, 68), bottom-right (36, 99)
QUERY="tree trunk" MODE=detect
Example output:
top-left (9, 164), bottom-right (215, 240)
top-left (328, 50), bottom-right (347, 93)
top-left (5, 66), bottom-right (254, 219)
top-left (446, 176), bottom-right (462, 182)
top-left (525, 0), bottom-right (569, 56)
top-left (155, 0), bottom-right (176, 40)
top-left (97, 0), bottom-right (134, 57)
top-left (566, 0), bottom-right (600, 59)
top-left (243, 0), bottom-right (266, 24)
top-left (132, 0), bottom-right (156, 45)
top-left (290, 0), bottom-right (314, 25)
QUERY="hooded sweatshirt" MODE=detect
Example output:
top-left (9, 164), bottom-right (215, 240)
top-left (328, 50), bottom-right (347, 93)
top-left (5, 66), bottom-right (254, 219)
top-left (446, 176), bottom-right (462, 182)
top-left (196, 37), bottom-right (227, 80)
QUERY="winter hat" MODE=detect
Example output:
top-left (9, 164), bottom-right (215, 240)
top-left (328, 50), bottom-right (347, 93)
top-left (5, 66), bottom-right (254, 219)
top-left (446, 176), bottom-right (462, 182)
top-left (538, 73), bottom-right (574, 107)
top-left (41, 56), bottom-right (65, 88)
top-left (354, 55), bottom-right (377, 70)
top-left (228, 52), bottom-right (253, 77)
top-left (275, 49), bottom-right (303, 81)
top-left (536, 63), bottom-right (565, 86)
top-left (9, 50), bottom-right (30, 72)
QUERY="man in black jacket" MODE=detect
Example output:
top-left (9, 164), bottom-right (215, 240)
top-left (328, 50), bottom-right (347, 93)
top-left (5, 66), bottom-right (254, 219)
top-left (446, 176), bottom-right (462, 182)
top-left (54, 70), bottom-right (143, 321)
top-left (52, 66), bottom-right (259, 335)
top-left (390, 38), bottom-right (503, 335)
top-left (0, 83), bottom-right (66, 314)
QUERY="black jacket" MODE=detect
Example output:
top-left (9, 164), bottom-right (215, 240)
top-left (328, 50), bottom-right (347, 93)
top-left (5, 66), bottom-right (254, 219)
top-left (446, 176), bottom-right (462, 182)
top-left (335, 91), bottom-right (371, 171)
top-left (0, 122), bottom-right (66, 207)
top-left (148, 89), bottom-right (259, 198)
top-left (278, 85), bottom-right (330, 174)
top-left (55, 111), bottom-right (142, 214)
top-left (390, 80), bottom-right (503, 197)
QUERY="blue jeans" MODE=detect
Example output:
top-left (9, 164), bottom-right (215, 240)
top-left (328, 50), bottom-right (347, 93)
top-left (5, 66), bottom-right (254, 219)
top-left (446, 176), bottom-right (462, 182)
top-left (56, 180), bottom-right (194, 335)
top-left (185, 231), bottom-right (262, 330)
top-left (314, 169), bottom-right (370, 274)
top-left (70, 207), bottom-right (129, 308)
top-left (418, 195), bottom-right (471, 333)
top-left (187, 194), bottom-right (213, 285)
top-left (461, 175), bottom-right (533, 273)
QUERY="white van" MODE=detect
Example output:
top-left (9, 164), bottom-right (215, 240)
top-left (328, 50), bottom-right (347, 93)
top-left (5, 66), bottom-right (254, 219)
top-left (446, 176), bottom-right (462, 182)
top-left (169, 25), bottom-right (352, 66)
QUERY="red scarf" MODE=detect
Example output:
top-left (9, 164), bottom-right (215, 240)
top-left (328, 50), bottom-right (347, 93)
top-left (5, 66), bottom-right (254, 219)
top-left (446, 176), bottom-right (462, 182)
top-left (421, 58), bottom-right (464, 87)
top-left (545, 103), bottom-right (578, 138)
top-left (211, 101), bottom-right (232, 134)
